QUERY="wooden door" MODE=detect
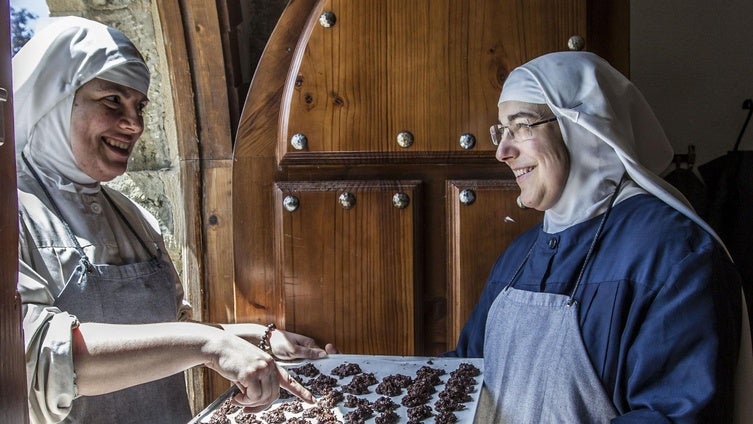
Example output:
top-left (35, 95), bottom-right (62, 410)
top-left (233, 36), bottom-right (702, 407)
top-left (0, 0), bottom-right (30, 421)
top-left (232, 0), bottom-right (626, 358)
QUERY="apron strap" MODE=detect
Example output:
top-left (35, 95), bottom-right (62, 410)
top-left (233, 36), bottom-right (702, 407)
top-left (22, 152), bottom-right (94, 273)
top-left (568, 173), bottom-right (629, 305)
top-left (101, 188), bottom-right (161, 261)
top-left (503, 173), bottom-right (629, 306)
top-left (21, 152), bottom-right (160, 268)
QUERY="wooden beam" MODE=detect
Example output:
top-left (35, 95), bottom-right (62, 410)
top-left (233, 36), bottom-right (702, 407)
top-left (154, 0), bottom-right (210, 413)
top-left (175, 0), bottom-right (236, 403)
top-left (0, 0), bottom-right (29, 421)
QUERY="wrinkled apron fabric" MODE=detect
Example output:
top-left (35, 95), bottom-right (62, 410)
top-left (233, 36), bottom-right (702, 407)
top-left (481, 288), bottom-right (618, 423)
top-left (25, 156), bottom-right (191, 423)
top-left (55, 258), bottom-right (191, 424)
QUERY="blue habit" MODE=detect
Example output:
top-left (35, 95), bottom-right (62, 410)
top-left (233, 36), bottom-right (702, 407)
top-left (445, 194), bottom-right (742, 422)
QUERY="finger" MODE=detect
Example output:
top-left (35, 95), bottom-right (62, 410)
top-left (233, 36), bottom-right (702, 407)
top-left (294, 346), bottom-right (327, 359)
top-left (278, 366), bottom-right (314, 403)
top-left (242, 405), bottom-right (271, 414)
top-left (234, 374), bottom-right (275, 408)
top-left (290, 332), bottom-right (318, 348)
top-left (230, 382), bottom-right (247, 406)
top-left (325, 343), bottom-right (340, 354)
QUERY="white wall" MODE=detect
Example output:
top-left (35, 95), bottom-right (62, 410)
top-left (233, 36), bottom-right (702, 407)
top-left (631, 0), bottom-right (753, 170)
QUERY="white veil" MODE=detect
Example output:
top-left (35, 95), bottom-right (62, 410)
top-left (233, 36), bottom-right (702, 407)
top-left (12, 16), bottom-right (149, 189)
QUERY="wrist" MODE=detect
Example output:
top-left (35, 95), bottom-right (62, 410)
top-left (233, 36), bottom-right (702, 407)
top-left (187, 319), bottom-right (224, 331)
top-left (258, 323), bottom-right (276, 354)
top-left (199, 326), bottom-right (237, 367)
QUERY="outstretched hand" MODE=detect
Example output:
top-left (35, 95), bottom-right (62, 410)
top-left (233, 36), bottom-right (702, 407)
top-left (219, 323), bottom-right (340, 360)
top-left (232, 363), bottom-right (314, 414)
top-left (204, 332), bottom-right (317, 413)
top-left (270, 330), bottom-right (339, 360)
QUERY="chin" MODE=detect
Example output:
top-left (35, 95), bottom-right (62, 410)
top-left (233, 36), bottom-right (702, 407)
top-left (90, 167), bottom-right (127, 182)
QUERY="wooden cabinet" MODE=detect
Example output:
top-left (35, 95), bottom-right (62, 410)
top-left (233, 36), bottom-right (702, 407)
top-left (232, 0), bottom-right (625, 357)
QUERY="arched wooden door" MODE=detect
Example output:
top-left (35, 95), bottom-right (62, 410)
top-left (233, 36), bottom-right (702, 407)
top-left (232, 0), bottom-right (626, 356)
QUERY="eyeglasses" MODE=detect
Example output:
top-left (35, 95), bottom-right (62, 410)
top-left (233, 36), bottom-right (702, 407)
top-left (489, 116), bottom-right (558, 146)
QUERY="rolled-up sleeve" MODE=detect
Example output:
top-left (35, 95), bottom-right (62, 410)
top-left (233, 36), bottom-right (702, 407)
top-left (19, 261), bottom-right (78, 424)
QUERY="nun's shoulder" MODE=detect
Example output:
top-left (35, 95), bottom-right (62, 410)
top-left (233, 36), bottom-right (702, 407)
top-left (610, 193), bottom-right (717, 249)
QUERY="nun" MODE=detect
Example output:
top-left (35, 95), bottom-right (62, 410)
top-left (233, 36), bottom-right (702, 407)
top-left (14, 16), bottom-right (334, 424)
top-left (446, 51), bottom-right (753, 422)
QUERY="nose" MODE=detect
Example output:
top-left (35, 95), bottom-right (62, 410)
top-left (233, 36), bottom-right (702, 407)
top-left (119, 107), bottom-right (144, 134)
top-left (495, 138), bottom-right (516, 163)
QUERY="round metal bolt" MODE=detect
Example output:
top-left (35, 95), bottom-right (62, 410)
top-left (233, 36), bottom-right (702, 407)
top-left (568, 35), bottom-right (585, 51)
top-left (396, 131), bottom-right (414, 148)
top-left (283, 195), bottom-right (300, 212)
top-left (459, 133), bottom-right (476, 149)
top-left (290, 133), bottom-right (308, 150)
top-left (392, 192), bottom-right (410, 209)
top-left (319, 10), bottom-right (337, 28)
top-left (459, 189), bottom-right (476, 206)
top-left (338, 192), bottom-right (356, 209)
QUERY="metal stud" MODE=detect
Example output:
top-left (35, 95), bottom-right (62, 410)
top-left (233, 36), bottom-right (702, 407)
top-left (283, 195), bottom-right (299, 212)
top-left (319, 11), bottom-right (337, 28)
top-left (459, 133), bottom-right (476, 149)
top-left (290, 133), bottom-right (308, 150)
top-left (339, 192), bottom-right (356, 209)
top-left (567, 35), bottom-right (585, 51)
top-left (459, 189), bottom-right (476, 206)
top-left (396, 131), bottom-right (414, 148)
top-left (392, 192), bottom-right (410, 209)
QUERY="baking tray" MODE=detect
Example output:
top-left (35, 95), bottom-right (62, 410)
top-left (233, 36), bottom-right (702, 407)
top-left (190, 354), bottom-right (484, 423)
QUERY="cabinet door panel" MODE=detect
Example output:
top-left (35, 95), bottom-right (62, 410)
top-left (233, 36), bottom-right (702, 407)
top-left (275, 181), bottom-right (421, 354)
top-left (446, 180), bottom-right (543, 344)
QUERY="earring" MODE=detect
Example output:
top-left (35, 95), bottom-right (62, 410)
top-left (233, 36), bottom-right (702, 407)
top-left (516, 196), bottom-right (528, 210)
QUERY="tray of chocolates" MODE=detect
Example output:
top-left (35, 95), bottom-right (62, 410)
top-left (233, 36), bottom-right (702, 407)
top-left (190, 354), bottom-right (484, 423)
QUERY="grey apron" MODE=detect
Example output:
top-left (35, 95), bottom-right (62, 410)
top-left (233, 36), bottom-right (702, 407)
top-left (24, 155), bottom-right (192, 423)
top-left (478, 177), bottom-right (626, 423)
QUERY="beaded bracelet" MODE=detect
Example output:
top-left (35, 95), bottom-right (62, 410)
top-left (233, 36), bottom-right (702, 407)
top-left (258, 323), bottom-right (276, 353)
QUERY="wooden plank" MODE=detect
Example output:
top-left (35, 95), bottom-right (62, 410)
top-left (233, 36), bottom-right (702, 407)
top-left (178, 0), bottom-right (234, 160)
top-left (200, 160), bottom-right (236, 400)
top-left (154, 0), bottom-right (209, 413)
top-left (177, 0), bottom-right (235, 324)
top-left (233, 0), bottom-right (320, 325)
top-left (446, 180), bottom-right (543, 344)
top-left (0, 0), bottom-right (29, 421)
top-left (156, 0), bottom-right (238, 407)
